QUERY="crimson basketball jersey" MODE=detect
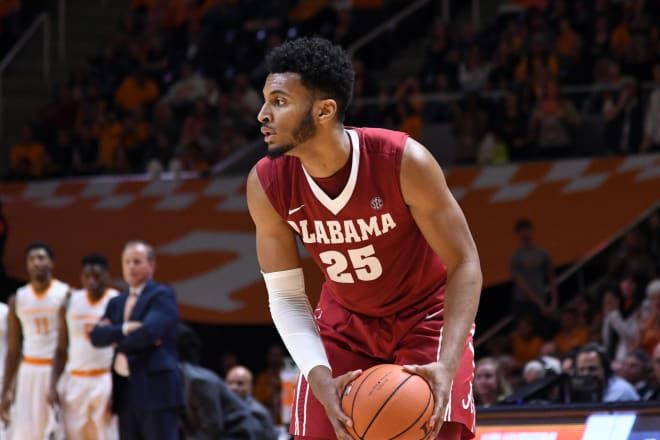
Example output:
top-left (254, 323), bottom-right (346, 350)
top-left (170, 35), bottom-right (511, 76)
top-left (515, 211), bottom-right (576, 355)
top-left (256, 127), bottom-right (447, 316)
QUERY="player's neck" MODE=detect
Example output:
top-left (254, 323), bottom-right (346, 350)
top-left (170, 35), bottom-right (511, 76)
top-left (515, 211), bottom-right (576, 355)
top-left (31, 277), bottom-right (52, 293)
top-left (87, 288), bottom-right (105, 302)
top-left (297, 126), bottom-right (350, 178)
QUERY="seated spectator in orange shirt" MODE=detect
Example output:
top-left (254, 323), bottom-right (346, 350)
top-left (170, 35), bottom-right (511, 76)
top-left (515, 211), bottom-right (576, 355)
top-left (553, 307), bottom-right (588, 355)
top-left (640, 280), bottom-right (660, 356)
top-left (114, 69), bottom-right (160, 113)
top-left (93, 108), bottom-right (123, 173)
top-left (9, 125), bottom-right (51, 180)
top-left (510, 314), bottom-right (544, 370)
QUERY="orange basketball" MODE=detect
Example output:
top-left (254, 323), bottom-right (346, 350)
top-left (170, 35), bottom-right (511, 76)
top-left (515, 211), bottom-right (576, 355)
top-left (341, 364), bottom-right (435, 440)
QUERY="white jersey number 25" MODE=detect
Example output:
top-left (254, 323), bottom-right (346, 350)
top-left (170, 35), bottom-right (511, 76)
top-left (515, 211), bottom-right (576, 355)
top-left (319, 244), bottom-right (383, 283)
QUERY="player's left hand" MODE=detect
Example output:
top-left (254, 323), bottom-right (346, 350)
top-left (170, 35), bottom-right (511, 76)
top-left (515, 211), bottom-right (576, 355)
top-left (404, 361), bottom-right (453, 439)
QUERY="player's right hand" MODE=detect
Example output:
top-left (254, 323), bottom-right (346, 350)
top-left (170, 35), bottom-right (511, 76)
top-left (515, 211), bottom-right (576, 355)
top-left (307, 366), bottom-right (362, 440)
top-left (0, 393), bottom-right (11, 424)
top-left (46, 386), bottom-right (59, 408)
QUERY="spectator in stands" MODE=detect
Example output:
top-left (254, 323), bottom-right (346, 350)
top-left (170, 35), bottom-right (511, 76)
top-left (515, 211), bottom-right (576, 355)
top-left (452, 91), bottom-right (489, 164)
top-left (140, 32), bottom-right (170, 88)
top-left (225, 365), bottom-right (279, 440)
top-left (71, 125), bottom-right (103, 176)
top-left (114, 69), bottom-right (160, 114)
top-left (495, 90), bottom-right (533, 161)
top-left (145, 101), bottom-right (181, 177)
top-left (230, 72), bottom-right (262, 130)
top-left (646, 342), bottom-right (660, 400)
top-left (510, 314), bottom-right (544, 370)
top-left (163, 62), bottom-right (206, 114)
top-left (94, 107), bottom-right (124, 173)
top-left (640, 61), bottom-right (660, 152)
top-left (640, 279), bottom-right (660, 356)
top-left (509, 218), bottom-right (558, 325)
top-left (8, 125), bottom-right (51, 180)
top-left (602, 76), bottom-right (643, 154)
top-left (522, 356), bottom-right (561, 385)
top-left (553, 306), bottom-right (588, 356)
top-left (561, 346), bottom-right (580, 375)
top-left (644, 210), bottom-right (660, 275)
top-left (175, 98), bottom-right (218, 173)
top-left (575, 343), bottom-right (640, 402)
top-left (608, 229), bottom-right (656, 286)
top-left (619, 349), bottom-right (653, 399)
top-left (118, 107), bottom-right (152, 173)
top-left (528, 78), bottom-right (579, 158)
top-left (473, 357), bottom-right (512, 407)
top-left (601, 273), bottom-right (644, 368)
top-left (458, 44), bottom-right (492, 92)
top-left (253, 343), bottom-right (284, 426)
top-left (555, 18), bottom-right (584, 84)
top-left (178, 323), bottom-right (265, 440)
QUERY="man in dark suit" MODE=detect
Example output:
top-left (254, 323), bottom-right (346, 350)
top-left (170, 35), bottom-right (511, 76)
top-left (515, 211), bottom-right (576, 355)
top-left (177, 323), bottom-right (265, 439)
top-left (90, 240), bottom-right (183, 440)
top-left (225, 365), bottom-right (279, 440)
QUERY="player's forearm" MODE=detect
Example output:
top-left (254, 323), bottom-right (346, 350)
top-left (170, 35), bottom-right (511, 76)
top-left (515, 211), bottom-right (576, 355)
top-left (49, 349), bottom-right (67, 390)
top-left (437, 260), bottom-right (482, 375)
top-left (1, 350), bottom-right (20, 399)
top-left (89, 324), bottom-right (123, 347)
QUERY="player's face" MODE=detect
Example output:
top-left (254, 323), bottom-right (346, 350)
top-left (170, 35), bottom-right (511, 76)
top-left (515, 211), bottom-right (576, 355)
top-left (122, 245), bottom-right (154, 288)
top-left (26, 248), bottom-right (53, 282)
top-left (82, 264), bottom-right (107, 295)
top-left (258, 73), bottom-right (317, 158)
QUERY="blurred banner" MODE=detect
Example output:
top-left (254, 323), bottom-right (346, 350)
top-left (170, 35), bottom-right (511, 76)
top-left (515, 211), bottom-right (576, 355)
top-left (1, 153), bottom-right (659, 324)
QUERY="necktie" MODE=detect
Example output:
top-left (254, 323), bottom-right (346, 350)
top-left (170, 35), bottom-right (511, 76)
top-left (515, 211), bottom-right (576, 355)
top-left (124, 290), bottom-right (138, 321)
top-left (114, 291), bottom-right (138, 377)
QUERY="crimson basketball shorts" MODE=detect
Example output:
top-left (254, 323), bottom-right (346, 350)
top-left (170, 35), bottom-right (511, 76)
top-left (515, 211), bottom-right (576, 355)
top-left (289, 289), bottom-right (476, 439)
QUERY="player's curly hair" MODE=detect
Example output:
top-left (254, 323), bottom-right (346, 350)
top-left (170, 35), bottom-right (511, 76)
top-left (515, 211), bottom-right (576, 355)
top-left (266, 36), bottom-right (354, 122)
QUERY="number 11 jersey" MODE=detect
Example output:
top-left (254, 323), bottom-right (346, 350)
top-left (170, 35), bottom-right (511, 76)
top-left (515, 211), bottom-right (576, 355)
top-left (256, 127), bottom-right (447, 316)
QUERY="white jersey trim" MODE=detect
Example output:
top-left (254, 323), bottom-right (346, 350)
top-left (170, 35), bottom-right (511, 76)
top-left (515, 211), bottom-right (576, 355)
top-left (300, 129), bottom-right (360, 215)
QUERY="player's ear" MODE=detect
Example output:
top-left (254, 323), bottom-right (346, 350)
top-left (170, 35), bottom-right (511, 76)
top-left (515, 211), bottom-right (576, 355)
top-left (317, 98), bottom-right (337, 122)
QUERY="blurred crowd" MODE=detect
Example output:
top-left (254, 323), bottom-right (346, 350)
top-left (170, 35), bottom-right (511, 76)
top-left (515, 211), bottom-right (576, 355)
top-left (474, 208), bottom-right (660, 406)
top-left (4, 0), bottom-right (412, 181)
top-left (6, 0), bottom-right (660, 181)
top-left (348, 0), bottom-right (660, 165)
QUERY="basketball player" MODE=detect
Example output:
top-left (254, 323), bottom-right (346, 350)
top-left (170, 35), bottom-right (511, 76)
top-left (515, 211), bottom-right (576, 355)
top-left (0, 301), bottom-right (8, 440)
top-left (0, 242), bottom-right (70, 439)
top-left (48, 253), bottom-right (119, 439)
top-left (246, 37), bottom-right (482, 440)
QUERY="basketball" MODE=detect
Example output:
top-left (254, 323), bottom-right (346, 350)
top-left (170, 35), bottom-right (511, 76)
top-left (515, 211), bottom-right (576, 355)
top-left (341, 364), bottom-right (435, 440)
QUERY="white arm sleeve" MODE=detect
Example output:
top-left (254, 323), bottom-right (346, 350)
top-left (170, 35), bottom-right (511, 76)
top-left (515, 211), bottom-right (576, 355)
top-left (263, 267), bottom-right (331, 378)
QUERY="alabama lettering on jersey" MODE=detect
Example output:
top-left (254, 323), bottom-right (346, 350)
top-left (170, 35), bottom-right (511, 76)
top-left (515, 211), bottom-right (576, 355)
top-left (256, 127), bottom-right (447, 315)
top-left (15, 279), bottom-right (69, 359)
top-left (66, 288), bottom-right (119, 371)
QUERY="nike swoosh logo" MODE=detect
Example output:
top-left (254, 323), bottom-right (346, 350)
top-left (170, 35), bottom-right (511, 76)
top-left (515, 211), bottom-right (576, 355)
top-left (425, 309), bottom-right (443, 320)
top-left (288, 204), bottom-right (305, 215)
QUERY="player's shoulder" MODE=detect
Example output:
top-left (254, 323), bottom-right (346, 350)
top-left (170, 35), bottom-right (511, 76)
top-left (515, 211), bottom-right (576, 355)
top-left (106, 288), bottom-right (120, 298)
top-left (253, 154), bottom-right (297, 188)
top-left (52, 279), bottom-right (70, 292)
top-left (350, 126), bottom-right (410, 150)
